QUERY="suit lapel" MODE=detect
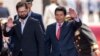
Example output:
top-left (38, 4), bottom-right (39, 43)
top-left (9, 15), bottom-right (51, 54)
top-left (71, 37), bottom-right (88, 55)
top-left (15, 17), bottom-right (31, 38)
top-left (14, 20), bottom-right (22, 38)
top-left (52, 22), bottom-right (69, 41)
top-left (53, 23), bottom-right (57, 40)
top-left (22, 17), bottom-right (30, 36)
top-left (60, 21), bottom-right (69, 40)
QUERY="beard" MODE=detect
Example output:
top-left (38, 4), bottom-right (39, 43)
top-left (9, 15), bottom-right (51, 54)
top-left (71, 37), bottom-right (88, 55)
top-left (18, 14), bottom-right (28, 20)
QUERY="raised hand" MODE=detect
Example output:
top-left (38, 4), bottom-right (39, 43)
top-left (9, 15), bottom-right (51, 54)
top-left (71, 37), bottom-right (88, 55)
top-left (69, 8), bottom-right (77, 19)
top-left (6, 17), bottom-right (14, 28)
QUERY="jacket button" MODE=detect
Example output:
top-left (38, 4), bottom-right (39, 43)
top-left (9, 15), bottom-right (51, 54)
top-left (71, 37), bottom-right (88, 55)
top-left (78, 37), bottom-right (81, 40)
top-left (75, 31), bottom-right (80, 36)
top-left (79, 49), bottom-right (81, 52)
top-left (74, 42), bottom-right (75, 44)
top-left (76, 40), bottom-right (78, 43)
top-left (77, 44), bottom-right (79, 47)
top-left (60, 48), bottom-right (61, 51)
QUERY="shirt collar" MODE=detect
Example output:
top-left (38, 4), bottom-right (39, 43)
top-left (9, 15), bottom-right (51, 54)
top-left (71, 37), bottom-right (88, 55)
top-left (19, 15), bottom-right (29, 24)
top-left (56, 22), bottom-right (64, 27)
top-left (19, 17), bottom-right (28, 24)
top-left (28, 11), bottom-right (32, 16)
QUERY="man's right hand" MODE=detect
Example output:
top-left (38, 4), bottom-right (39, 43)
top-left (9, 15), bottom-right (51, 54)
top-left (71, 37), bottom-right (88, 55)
top-left (6, 17), bottom-right (14, 28)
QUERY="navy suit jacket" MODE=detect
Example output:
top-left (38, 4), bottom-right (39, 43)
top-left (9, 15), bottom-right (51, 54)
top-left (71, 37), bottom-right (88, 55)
top-left (45, 20), bottom-right (82, 56)
top-left (30, 12), bottom-right (45, 32)
top-left (14, 12), bottom-right (45, 32)
top-left (0, 24), bottom-right (2, 51)
top-left (4, 17), bottom-right (45, 56)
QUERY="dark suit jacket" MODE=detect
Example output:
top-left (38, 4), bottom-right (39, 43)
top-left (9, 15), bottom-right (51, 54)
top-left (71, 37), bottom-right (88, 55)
top-left (4, 17), bottom-right (45, 56)
top-left (0, 23), bottom-right (2, 51)
top-left (14, 12), bottom-right (45, 32)
top-left (45, 20), bottom-right (82, 56)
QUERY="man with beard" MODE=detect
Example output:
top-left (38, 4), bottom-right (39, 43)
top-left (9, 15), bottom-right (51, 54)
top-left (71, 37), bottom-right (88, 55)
top-left (14, 0), bottom-right (45, 32)
top-left (3, 1), bottom-right (45, 56)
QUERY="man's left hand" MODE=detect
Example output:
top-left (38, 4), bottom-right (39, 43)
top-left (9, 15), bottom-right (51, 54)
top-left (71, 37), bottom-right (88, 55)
top-left (69, 8), bottom-right (77, 19)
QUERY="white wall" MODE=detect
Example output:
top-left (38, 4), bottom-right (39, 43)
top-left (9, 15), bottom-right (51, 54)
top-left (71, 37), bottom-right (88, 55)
top-left (3, 0), bottom-right (21, 18)
top-left (31, 0), bottom-right (43, 15)
top-left (3, 0), bottom-right (43, 18)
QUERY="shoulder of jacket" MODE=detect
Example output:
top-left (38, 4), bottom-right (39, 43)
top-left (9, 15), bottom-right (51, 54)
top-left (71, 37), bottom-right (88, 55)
top-left (31, 12), bottom-right (41, 16)
top-left (47, 23), bottom-right (56, 29)
top-left (29, 17), bottom-right (39, 23)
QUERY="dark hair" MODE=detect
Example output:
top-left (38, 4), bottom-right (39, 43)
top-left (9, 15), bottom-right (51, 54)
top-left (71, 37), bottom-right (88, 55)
top-left (55, 6), bottom-right (67, 16)
top-left (16, 1), bottom-right (28, 10)
top-left (26, 0), bottom-right (33, 2)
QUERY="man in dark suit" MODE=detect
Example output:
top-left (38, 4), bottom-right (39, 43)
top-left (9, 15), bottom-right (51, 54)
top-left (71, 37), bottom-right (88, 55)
top-left (26, 0), bottom-right (45, 32)
top-left (0, 20), bottom-right (2, 52)
top-left (45, 7), bottom-right (82, 56)
top-left (4, 2), bottom-right (44, 56)
top-left (12, 0), bottom-right (45, 54)
top-left (14, 0), bottom-right (45, 32)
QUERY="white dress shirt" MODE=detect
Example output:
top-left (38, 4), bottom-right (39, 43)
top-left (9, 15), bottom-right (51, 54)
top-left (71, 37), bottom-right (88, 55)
top-left (19, 17), bottom-right (28, 34)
